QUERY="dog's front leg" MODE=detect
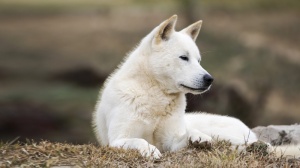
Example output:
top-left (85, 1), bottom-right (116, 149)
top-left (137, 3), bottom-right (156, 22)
top-left (156, 113), bottom-right (212, 152)
top-left (154, 113), bottom-right (188, 152)
top-left (106, 109), bottom-right (162, 159)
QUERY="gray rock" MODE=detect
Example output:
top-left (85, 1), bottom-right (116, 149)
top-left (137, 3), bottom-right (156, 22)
top-left (252, 124), bottom-right (300, 145)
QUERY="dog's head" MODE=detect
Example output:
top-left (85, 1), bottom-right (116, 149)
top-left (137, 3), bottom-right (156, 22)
top-left (148, 15), bottom-right (213, 95)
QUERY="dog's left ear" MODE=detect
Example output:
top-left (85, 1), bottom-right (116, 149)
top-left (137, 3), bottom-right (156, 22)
top-left (181, 20), bottom-right (202, 41)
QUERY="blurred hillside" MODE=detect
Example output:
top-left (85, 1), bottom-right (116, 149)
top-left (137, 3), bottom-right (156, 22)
top-left (0, 0), bottom-right (299, 144)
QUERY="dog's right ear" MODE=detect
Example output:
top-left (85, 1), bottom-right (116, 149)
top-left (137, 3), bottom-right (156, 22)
top-left (153, 15), bottom-right (177, 45)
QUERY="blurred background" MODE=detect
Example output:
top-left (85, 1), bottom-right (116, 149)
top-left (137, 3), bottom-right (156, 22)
top-left (0, 0), bottom-right (299, 144)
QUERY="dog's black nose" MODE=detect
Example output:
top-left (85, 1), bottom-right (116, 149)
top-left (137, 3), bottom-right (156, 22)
top-left (203, 74), bottom-right (214, 86)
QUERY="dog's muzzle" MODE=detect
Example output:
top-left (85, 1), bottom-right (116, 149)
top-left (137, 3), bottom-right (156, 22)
top-left (180, 74), bottom-right (214, 92)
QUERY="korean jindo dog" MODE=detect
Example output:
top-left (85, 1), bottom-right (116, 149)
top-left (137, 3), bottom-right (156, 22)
top-left (93, 15), bottom-right (299, 158)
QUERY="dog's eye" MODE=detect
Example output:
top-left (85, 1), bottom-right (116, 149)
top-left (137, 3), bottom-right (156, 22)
top-left (179, 56), bottom-right (189, 61)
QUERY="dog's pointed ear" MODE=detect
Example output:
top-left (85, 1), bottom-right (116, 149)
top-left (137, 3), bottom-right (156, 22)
top-left (181, 20), bottom-right (202, 41)
top-left (154, 15), bottom-right (177, 44)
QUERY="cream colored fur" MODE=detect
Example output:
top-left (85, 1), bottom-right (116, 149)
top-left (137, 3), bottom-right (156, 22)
top-left (92, 15), bottom-right (300, 159)
top-left (272, 145), bottom-right (300, 158)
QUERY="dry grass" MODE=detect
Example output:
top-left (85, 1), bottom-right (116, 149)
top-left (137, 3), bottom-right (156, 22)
top-left (1, 141), bottom-right (299, 167)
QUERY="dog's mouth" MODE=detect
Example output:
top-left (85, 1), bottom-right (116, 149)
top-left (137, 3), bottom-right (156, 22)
top-left (180, 84), bottom-right (209, 92)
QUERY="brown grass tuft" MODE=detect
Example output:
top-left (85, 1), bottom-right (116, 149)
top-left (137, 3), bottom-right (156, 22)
top-left (0, 140), bottom-right (299, 167)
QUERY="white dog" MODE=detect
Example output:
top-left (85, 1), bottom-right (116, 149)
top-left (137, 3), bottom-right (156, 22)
top-left (93, 15), bottom-right (299, 159)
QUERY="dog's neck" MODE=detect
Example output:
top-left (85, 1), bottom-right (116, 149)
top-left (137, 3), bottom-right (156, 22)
top-left (137, 57), bottom-right (181, 97)
top-left (114, 38), bottom-right (186, 116)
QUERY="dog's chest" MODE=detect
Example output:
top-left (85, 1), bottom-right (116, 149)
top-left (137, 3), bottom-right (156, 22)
top-left (136, 89), bottom-right (182, 118)
top-left (119, 84), bottom-right (185, 128)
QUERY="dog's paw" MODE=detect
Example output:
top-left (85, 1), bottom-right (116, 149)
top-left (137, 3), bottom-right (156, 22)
top-left (111, 138), bottom-right (162, 159)
top-left (140, 144), bottom-right (162, 159)
top-left (188, 134), bottom-right (212, 150)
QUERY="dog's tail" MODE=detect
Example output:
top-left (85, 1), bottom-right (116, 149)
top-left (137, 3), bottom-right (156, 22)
top-left (272, 144), bottom-right (300, 158)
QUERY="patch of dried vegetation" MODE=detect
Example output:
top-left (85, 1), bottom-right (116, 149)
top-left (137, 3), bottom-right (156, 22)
top-left (0, 140), bottom-right (299, 167)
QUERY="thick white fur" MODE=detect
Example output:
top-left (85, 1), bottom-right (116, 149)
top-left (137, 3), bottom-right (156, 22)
top-left (185, 113), bottom-right (257, 146)
top-left (93, 15), bottom-right (300, 159)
